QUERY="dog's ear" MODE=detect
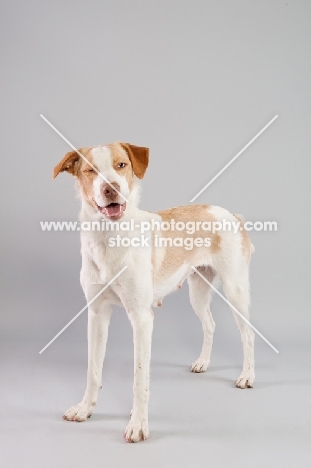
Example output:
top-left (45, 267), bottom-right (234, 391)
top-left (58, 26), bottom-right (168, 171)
top-left (53, 150), bottom-right (81, 179)
top-left (119, 143), bottom-right (149, 179)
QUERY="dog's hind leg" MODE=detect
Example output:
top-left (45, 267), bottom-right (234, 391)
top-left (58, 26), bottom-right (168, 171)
top-left (188, 266), bottom-right (216, 373)
top-left (221, 271), bottom-right (255, 388)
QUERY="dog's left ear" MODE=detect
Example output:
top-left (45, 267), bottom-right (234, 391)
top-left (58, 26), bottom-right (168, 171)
top-left (53, 150), bottom-right (81, 179)
top-left (119, 143), bottom-right (149, 179)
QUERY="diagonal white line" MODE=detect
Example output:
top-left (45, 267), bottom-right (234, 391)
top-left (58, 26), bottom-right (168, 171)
top-left (40, 114), bottom-right (129, 203)
top-left (190, 115), bottom-right (278, 202)
top-left (39, 266), bottom-right (128, 354)
top-left (191, 267), bottom-right (279, 353)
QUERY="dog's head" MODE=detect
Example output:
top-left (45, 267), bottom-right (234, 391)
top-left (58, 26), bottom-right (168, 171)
top-left (53, 142), bottom-right (149, 220)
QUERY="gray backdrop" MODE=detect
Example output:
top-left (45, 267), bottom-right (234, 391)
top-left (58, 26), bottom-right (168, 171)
top-left (1, 1), bottom-right (310, 467)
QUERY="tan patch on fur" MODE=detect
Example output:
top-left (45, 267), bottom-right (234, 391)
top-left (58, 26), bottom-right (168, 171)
top-left (210, 233), bottom-right (221, 253)
top-left (154, 205), bottom-right (221, 280)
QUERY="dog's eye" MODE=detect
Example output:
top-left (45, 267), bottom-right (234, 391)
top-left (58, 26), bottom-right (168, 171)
top-left (84, 168), bottom-right (95, 173)
top-left (118, 162), bottom-right (126, 168)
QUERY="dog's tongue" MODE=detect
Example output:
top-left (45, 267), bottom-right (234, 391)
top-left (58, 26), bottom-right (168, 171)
top-left (102, 203), bottom-right (122, 217)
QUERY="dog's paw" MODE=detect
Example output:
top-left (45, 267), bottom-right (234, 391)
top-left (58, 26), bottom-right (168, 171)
top-left (191, 359), bottom-right (209, 373)
top-left (124, 416), bottom-right (149, 443)
top-left (235, 371), bottom-right (255, 389)
top-left (63, 402), bottom-right (93, 422)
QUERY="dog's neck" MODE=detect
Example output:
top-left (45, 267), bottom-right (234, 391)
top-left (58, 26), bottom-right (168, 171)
top-left (79, 182), bottom-right (142, 223)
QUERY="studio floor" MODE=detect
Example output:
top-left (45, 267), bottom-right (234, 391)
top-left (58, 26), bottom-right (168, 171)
top-left (2, 306), bottom-right (310, 468)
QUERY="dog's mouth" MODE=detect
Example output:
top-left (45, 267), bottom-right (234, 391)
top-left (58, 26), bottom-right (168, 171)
top-left (95, 201), bottom-right (126, 219)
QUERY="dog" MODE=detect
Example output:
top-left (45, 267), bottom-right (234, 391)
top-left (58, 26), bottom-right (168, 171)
top-left (53, 142), bottom-right (255, 443)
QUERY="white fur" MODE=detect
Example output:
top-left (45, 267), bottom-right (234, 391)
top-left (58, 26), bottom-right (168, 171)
top-left (62, 150), bottom-right (255, 442)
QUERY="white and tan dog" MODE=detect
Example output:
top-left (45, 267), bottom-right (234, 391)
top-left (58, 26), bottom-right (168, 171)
top-left (53, 142), bottom-right (255, 443)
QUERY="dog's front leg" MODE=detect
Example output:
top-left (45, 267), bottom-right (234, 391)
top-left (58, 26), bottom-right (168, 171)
top-left (124, 307), bottom-right (154, 442)
top-left (63, 285), bottom-right (112, 422)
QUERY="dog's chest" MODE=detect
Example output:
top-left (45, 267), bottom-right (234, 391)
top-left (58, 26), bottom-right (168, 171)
top-left (81, 234), bottom-right (113, 283)
top-left (81, 230), bottom-right (151, 283)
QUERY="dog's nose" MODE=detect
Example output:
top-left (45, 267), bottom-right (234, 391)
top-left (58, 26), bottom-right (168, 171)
top-left (101, 182), bottom-right (120, 200)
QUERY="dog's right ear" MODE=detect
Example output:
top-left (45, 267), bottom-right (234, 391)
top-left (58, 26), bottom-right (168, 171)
top-left (53, 151), bottom-right (80, 179)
